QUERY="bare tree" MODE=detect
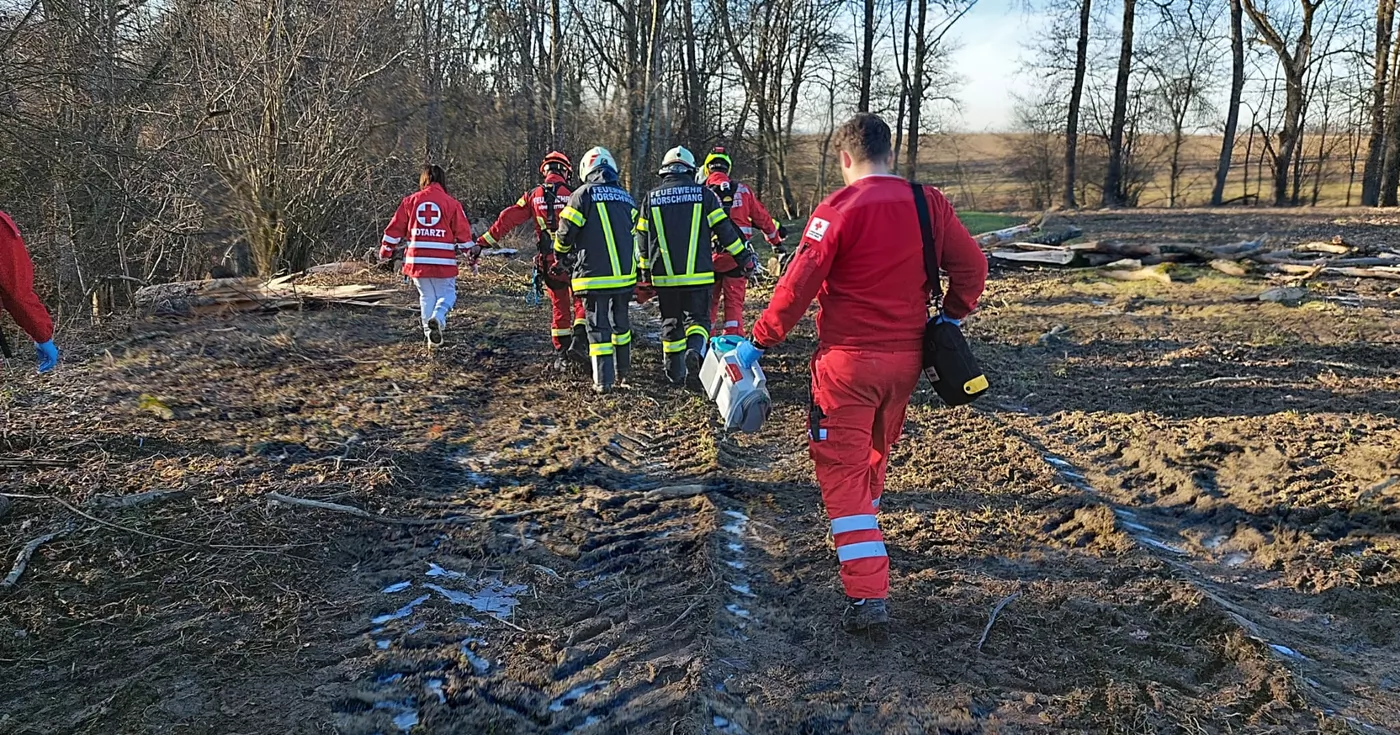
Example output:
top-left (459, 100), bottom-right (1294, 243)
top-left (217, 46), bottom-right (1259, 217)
top-left (1102, 0), bottom-right (1138, 206)
top-left (1360, 0), bottom-right (1395, 203)
top-left (1064, 0), bottom-right (1093, 208)
top-left (1241, 0), bottom-right (1318, 206)
top-left (1212, 0), bottom-right (1246, 205)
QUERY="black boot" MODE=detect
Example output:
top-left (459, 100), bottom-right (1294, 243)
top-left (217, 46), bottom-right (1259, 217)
top-left (664, 351), bottom-right (687, 386)
top-left (841, 598), bottom-right (890, 636)
top-left (592, 354), bottom-right (616, 395)
top-left (684, 333), bottom-right (707, 389)
top-left (614, 343), bottom-right (631, 385)
top-left (551, 347), bottom-right (569, 372)
top-left (569, 323), bottom-right (589, 363)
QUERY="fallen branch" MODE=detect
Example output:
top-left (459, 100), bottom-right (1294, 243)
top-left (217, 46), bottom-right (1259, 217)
top-left (2, 524), bottom-right (73, 589)
top-left (1100, 266), bottom-right (1171, 285)
top-left (0, 458), bottom-right (74, 470)
top-left (86, 488), bottom-right (190, 510)
top-left (265, 492), bottom-right (566, 526)
top-left (977, 591), bottom-right (1021, 651)
top-left (644, 484), bottom-right (708, 500)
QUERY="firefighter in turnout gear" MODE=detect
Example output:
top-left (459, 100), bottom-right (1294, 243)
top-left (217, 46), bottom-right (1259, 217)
top-left (637, 146), bottom-right (750, 386)
top-left (702, 148), bottom-right (786, 336)
top-left (553, 147), bottom-right (638, 395)
top-left (481, 152), bottom-right (586, 368)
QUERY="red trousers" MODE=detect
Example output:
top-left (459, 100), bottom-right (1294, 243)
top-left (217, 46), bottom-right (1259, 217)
top-left (547, 284), bottom-right (585, 350)
top-left (709, 276), bottom-right (746, 336)
top-left (809, 347), bottom-right (922, 599)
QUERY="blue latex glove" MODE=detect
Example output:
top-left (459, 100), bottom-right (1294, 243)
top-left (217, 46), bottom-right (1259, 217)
top-left (934, 314), bottom-right (963, 327)
top-left (732, 339), bottom-right (764, 369)
top-left (35, 340), bottom-right (58, 373)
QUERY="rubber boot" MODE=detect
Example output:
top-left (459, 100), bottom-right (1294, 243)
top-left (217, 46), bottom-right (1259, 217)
top-left (592, 354), bottom-right (616, 395)
top-left (614, 343), bottom-right (631, 384)
top-left (569, 323), bottom-right (589, 364)
top-left (665, 351), bottom-right (687, 386)
top-left (684, 333), bottom-right (707, 389)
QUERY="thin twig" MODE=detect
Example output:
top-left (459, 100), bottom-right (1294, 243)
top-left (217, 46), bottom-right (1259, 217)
top-left (43, 495), bottom-right (297, 551)
top-left (265, 492), bottom-right (566, 525)
top-left (2, 524), bottom-right (73, 588)
top-left (977, 591), bottom-right (1022, 652)
top-left (489, 613), bottom-right (526, 632)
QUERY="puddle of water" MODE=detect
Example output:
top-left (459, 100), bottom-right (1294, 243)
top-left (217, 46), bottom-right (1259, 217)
top-left (426, 562), bottom-right (467, 580)
top-left (1044, 456), bottom-right (1072, 468)
top-left (729, 583), bottom-right (754, 597)
top-left (726, 542), bottom-right (743, 553)
top-left (381, 581), bottom-right (412, 594)
top-left (725, 560), bottom-right (746, 570)
top-left (1138, 537), bottom-right (1188, 555)
top-left (424, 579), bottom-right (528, 617)
top-left (461, 639), bottom-right (492, 674)
top-left (406, 622), bottom-right (426, 634)
top-left (376, 639), bottom-right (392, 650)
top-left (426, 678), bottom-right (446, 704)
top-left (371, 594), bottom-right (430, 625)
top-left (372, 700), bottom-right (419, 731)
top-left (377, 673), bottom-right (404, 684)
top-left (549, 681), bottom-right (606, 712)
top-left (713, 715), bottom-right (749, 734)
top-left (1113, 508), bottom-right (1138, 519)
top-left (1223, 552), bottom-right (1250, 567)
top-left (1121, 521), bottom-right (1151, 533)
top-left (725, 604), bottom-right (751, 619)
top-left (1270, 643), bottom-right (1307, 660)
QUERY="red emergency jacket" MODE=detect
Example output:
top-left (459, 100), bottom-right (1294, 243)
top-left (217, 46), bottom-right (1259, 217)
top-left (752, 175), bottom-right (987, 353)
top-left (705, 172), bottom-right (780, 243)
top-left (480, 175), bottom-right (573, 252)
top-left (380, 183), bottom-right (475, 279)
top-left (0, 211), bottom-right (54, 343)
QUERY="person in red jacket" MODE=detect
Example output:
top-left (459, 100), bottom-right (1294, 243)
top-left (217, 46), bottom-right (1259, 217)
top-left (0, 211), bottom-right (58, 372)
top-left (480, 152), bottom-right (587, 367)
top-left (734, 114), bottom-right (987, 635)
top-left (702, 148), bottom-right (786, 336)
top-left (379, 164), bottom-right (476, 347)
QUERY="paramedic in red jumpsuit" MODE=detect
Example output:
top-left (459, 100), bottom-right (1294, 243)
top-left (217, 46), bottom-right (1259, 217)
top-left (1, 211), bottom-right (59, 372)
top-left (742, 113), bottom-right (988, 633)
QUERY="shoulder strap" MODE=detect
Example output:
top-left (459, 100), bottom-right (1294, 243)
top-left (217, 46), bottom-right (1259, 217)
top-left (910, 180), bottom-right (942, 301)
top-left (543, 184), bottom-right (559, 230)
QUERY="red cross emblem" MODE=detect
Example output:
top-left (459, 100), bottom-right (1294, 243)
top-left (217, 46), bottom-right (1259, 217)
top-left (416, 202), bottom-right (442, 227)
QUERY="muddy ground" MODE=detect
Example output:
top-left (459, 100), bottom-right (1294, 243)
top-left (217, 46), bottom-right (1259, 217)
top-left (2, 208), bottom-right (1398, 734)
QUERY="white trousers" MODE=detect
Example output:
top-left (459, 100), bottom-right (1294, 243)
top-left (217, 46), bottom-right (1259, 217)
top-left (412, 277), bottom-right (457, 333)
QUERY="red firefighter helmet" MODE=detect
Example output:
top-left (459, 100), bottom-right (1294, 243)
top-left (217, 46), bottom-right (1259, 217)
top-left (540, 151), bottom-right (573, 179)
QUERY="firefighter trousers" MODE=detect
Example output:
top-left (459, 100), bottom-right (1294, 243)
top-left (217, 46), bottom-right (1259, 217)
top-left (546, 283), bottom-right (586, 351)
top-left (582, 287), bottom-right (633, 385)
top-left (709, 275), bottom-right (746, 336)
top-left (808, 346), bottom-right (922, 600)
top-left (657, 286), bottom-right (711, 381)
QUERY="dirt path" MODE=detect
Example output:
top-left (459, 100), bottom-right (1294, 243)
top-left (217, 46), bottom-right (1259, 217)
top-left (2, 256), bottom-right (1396, 733)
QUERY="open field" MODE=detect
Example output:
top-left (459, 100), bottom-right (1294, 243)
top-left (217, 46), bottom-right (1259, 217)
top-left (2, 208), bottom-right (1399, 733)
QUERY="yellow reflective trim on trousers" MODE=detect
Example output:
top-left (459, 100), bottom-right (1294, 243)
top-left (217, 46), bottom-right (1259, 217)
top-left (653, 273), bottom-right (714, 287)
top-left (651, 206), bottom-right (673, 277)
top-left (612, 331), bottom-right (632, 345)
top-left (685, 325), bottom-right (709, 339)
top-left (572, 274), bottom-right (637, 291)
top-left (590, 342), bottom-right (615, 356)
top-left (662, 338), bottom-right (688, 353)
top-left (574, 318), bottom-right (586, 326)
top-left (551, 328), bottom-right (573, 336)
top-left (687, 203), bottom-right (701, 276)
top-left (707, 208), bottom-right (728, 227)
top-left (596, 203), bottom-right (622, 276)
top-left (560, 206), bottom-right (585, 226)
top-left (724, 238), bottom-right (745, 255)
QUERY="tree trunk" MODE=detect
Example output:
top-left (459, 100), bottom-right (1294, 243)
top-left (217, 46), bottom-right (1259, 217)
top-left (550, 0), bottom-right (564, 147)
top-left (1211, 0), bottom-right (1245, 206)
top-left (1275, 74), bottom-right (1305, 206)
top-left (1102, 0), bottom-right (1136, 208)
top-left (1362, 0), bottom-right (1395, 205)
top-left (681, 0), bottom-right (701, 143)
top-left (1380, 25), bottom-right (1400, 203)
top-left (906, 0), bottom-right (927, 176)
top-left (859, 0), bottom-right (874, 111)
top-left (1063, 0), bottom-right (1091, 209)
top-left (892, 0), bottom-right (913, 171)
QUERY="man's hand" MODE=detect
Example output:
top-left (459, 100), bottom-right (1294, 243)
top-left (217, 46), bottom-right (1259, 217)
top-left (35, 340), bottom-right (58, 373)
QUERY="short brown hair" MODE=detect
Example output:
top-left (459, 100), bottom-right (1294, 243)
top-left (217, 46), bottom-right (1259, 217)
top-left (833, 113), bottom-right (892, 162)
top-left (420, 164), bottom-right (446, 190)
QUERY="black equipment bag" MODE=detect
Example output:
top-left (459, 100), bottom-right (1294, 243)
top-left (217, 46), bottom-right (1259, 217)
top-left (910, 180), bottom-right (988, 406)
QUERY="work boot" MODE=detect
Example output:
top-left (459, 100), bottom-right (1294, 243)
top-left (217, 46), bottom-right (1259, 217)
top-left (842, 598), bottom-right (890, 636)
top-left (684, 333), bottom-right (707, 390)
top-left (426, 318), bottom-right (444, 348)
top-left (592, 354), bottom-right (616, 395)
top-left (614, 343), bottom-right (632, 384)
top-left (551, 349), bottom-right (569, 372)
top-left (569, 324), bottom-right (589, 363)
top-left (665, 351), bottom-right (687, 386)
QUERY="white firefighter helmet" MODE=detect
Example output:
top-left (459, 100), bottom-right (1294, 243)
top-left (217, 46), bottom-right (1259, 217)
top-left (579, 147), bottom-right (617, 179)
top-left (659, 146), bottom-right (697, 175)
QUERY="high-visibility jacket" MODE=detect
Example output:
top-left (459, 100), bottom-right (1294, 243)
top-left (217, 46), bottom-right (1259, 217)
top-left (480, 175), bottom-right (573, 254)
top-left (752, 175), bottom-right (987, 353)
top-left (705, 172), bottom-right (781, 244)
top-left (0, 211), bottom-right (54, 343)
top-left (637, 173), bottom-right (748, 289)
top-left (553, 168), bottom-right (638, 293)
top-left (380, 182), bottom-right (475, 279)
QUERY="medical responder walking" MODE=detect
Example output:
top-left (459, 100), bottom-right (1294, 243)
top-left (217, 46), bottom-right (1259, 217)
top-left (480, 152), bottom-right (587, 368)
top-left (552, 147), bottom-right (638, 395)
top-left (0, 210), bottom-right (59, 372)
top-left (636, 146), bottom-right (750, 386)
top-left (731, 114), bottom-right (988, 634)
top-left (701, 147), bottom-right (786, 336)
top-left (380, 164), bottom-right (477, 348)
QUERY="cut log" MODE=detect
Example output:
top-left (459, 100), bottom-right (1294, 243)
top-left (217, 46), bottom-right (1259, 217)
top-left (973, 224), bottom-right (1035, 248)
top-left (1328, 267), bottom-right (1400, 281)
top-left (135, 278), bottom-right (397, 316)
top-left (1100, 266), bottom-right (1171, 285)
top-left (1209, 260), bottom-right (1250, 277)
top-left (989, 248), bottom-right (1078, 266)
top-left (1294, 240), bottom-right (1353, 256)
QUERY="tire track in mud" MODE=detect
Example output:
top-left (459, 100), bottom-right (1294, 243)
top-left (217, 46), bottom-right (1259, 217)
top-left (992, 409), bottom-right (1399, 734)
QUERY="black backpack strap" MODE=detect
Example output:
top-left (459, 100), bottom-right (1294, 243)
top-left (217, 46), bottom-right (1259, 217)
top-left (909, 180), bottom-right (942, 303)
